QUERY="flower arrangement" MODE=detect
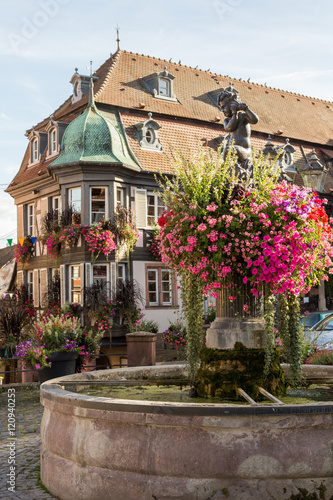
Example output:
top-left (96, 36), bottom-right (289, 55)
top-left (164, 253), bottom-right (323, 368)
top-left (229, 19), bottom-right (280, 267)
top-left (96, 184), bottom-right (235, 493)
top-left (14, 237), bottom-right (33, 267)
top-left (113, 205), bottom-right (139, 257)
top-left (43, 233), bottom-right (62, 259)
top-left (16, 313), bottom-right (102, 370)
top-left (158, 177), bottom-right (333, 300)
top-left (60, 225), bottom-right (82, 250)
top-left (83, 222), bottom-right (116, 264)
top-left (156, 147), bottom-right (333, 382)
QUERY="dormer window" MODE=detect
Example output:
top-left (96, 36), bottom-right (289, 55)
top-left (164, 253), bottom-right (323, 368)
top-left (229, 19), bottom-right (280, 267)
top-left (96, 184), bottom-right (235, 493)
top-left (46, 117), bottom-right (68, 158)
top-left (31, 138), bottom-right (38, 163)
top-left (26, 129), bottom-right (47, 167)
top-left (141, 67), bottom-right (177, 103)
top-left (159, 78), bottom-right (170, 97)
top-left (50, 128), bottom-right (57, 155)
top-left (70, 69), bottom-right (98, 104)
top-left (135, 113), bottom-right (162, 151)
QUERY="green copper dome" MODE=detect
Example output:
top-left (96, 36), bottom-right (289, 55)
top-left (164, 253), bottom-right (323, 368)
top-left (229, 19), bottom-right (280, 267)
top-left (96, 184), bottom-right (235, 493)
top-left (50, 92), bottom-right (140, 171)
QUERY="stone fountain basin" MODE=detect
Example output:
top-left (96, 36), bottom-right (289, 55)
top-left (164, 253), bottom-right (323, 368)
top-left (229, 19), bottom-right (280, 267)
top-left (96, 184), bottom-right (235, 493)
top-left (40, 364), bottom-right (333, 500)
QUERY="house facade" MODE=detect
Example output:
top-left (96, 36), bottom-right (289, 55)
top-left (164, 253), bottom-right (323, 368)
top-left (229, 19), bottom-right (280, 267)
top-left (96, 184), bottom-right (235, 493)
top-left (6, 49), bottom-right (333, 340)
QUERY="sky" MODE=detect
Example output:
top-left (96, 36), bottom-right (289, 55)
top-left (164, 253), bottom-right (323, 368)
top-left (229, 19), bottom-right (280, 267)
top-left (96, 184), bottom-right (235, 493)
top-left (0, 0), bottom-right (333, 247)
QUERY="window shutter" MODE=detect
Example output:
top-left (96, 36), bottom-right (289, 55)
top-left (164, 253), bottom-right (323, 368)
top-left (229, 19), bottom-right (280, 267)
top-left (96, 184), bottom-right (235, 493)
top-left (135, 189), bottom-right (147, 228)
top-left (17, 205), bottom-right (24, 239)
top-left (111, 262), bottom-right (116, 297)
top-left (33, 270), bottom-right (40, 308)
top-left (60, 265), bottom-right (66, 306)
top-left (79, 263), bottom-right (85, 306)
top-left (39, 268), bottom-right (48, 308)
top-left (86, 263), bottom-right (92, 287)
top-left (17, 271), bottom-right (23, 289)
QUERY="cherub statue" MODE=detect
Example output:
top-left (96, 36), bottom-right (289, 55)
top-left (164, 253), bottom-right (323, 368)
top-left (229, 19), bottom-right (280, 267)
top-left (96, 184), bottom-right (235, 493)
top-left (218, 84), bottom-right (259, 170)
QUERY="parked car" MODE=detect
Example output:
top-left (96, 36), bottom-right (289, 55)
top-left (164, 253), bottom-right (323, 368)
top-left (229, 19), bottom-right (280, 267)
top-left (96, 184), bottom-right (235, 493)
top-left (300, 311), bottom-right (333, 329)
top-left (306, 312), bottom-right (333, 348)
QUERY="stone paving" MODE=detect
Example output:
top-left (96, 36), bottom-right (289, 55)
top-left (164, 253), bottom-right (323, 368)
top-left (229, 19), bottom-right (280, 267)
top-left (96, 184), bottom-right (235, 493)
top-left (0, 386), bottom-right (56, 500)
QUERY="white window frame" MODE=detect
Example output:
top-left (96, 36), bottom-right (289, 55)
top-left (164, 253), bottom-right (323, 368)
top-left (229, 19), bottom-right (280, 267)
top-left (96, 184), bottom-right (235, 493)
top-left (27, 271), bottom-right (33, 301)
top-left (31, 137), bottom-right (38, 164)
top-left (116, 187), bottom-right (125, 207)
top-left (159, 77), bottom-right (170, 97)
top-left (90, 186), bottom-right (107, 224)
top-left (147, 191), bottom-right (165, 227)
top-left (68, 187), bottom-right (81, 222)
top-left (92, 264), bottom-right (109, 286)
top-left (70, 265), bottom-right (81, 304)
top-left (27, 203), bottom-right (35, 236)
top-left (49, 127), bottom-right (57, 156)
top-left (117, 263), bottom-right (126, 287)
top-left (52, 196), bottom-right (61, 218)
top-left (146, 265), bottom-right (174, 307)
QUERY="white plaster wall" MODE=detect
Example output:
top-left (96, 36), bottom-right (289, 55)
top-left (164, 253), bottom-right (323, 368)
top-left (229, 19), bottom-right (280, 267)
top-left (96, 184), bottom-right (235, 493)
top-left (133, 260), bottom-right (182, 333)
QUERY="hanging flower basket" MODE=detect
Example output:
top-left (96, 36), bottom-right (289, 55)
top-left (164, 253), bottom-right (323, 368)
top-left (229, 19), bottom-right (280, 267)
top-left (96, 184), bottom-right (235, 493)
top-left (83, 222), bottom-right (116, 264)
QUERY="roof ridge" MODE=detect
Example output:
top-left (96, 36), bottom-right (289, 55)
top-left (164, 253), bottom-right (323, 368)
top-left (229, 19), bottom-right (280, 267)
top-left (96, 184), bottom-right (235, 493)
top-left (95, 49), bottom-right (122, 99)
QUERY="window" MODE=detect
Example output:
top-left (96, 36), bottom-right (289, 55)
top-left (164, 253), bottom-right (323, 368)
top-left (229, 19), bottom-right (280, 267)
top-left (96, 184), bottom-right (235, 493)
top-left (49, 128), bottom-right (57, 155)
top-left (147, 192), bottom-right (164, 226)
top-left (146, 266), bottom-right (176, 307)
top-left (90, 187), bottom-right (106, 224)
top-left (117, 264), bottom-right (126, 287)
top-left (159, 78), bottom-right (170, 97)
top-left (52, 196), bottom-right (61, 219)
top-left (31, 138), bottom-right (38, 163)
top-left (134, 113), bottom-right (162, 151)
top-left (27, 204), bottom-right (34, 236)
top-left (70, 265), bottom-right (81, 303)
top-left (69, 188), bottom-right (81, 223)
top-left (116, 187), bottom-right (124, 206)
top-left (27, 271), bottom-right (33, 301)
top-left (93, 265), bottom-right (108, 286)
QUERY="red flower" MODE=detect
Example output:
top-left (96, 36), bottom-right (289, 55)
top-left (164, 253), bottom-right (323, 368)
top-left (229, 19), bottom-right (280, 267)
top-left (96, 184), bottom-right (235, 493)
top-left (158, 215), bottom-right (167, 227)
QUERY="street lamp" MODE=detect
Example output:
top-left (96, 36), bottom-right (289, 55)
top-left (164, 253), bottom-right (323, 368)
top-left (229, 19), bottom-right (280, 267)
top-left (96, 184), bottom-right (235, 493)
top-left (298, 148), bottom-right (328, 193)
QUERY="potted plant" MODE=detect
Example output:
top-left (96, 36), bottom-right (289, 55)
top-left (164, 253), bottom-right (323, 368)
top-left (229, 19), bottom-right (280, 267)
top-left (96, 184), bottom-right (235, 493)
top-left (15, 313), bottom-right (102, 382)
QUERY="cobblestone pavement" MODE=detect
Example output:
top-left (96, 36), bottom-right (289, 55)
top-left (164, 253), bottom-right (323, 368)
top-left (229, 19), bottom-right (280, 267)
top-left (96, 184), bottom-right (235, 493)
top-left (0, 386), bottom-right (56, 499)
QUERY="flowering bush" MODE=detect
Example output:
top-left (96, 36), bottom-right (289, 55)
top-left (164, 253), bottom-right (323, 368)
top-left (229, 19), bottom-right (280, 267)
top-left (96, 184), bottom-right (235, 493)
top-left (14, 237), bottom-right (33, 267)
top-left (15, 340), bottom-right (49, 369)
top-left (162, 321), bottom-right (187, 349)
top-left (149, 228), bottom-right (162, 261)
top-left (83, 222), bottom-right (116, 264)
top-left (60, 225), bottom-right (82, 250)
top-left (305, 349), bottom-right (333, 365)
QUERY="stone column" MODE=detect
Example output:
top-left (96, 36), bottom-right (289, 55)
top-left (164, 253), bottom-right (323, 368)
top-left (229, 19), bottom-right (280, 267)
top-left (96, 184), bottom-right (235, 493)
top-left (318, 280), bottom-right (327, 311)
top-left (206, 275), bottom-right (264, 350)
top-left (126, 332), bottom-right (157, 367)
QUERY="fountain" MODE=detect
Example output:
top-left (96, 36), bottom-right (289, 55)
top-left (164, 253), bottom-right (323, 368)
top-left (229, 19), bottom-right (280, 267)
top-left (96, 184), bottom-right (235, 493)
top-left (40, 365), bottom-right (333, 500)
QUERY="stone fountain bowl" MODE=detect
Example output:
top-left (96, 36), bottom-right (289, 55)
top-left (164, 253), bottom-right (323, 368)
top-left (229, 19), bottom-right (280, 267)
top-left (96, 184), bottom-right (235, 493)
top-left (40, 364), bottom-right (333, 500)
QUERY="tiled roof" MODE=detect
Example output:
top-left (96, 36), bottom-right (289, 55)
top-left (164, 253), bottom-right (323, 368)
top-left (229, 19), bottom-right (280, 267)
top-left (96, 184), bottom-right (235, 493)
top-left (8, 49), bottom-right (333, 188)
top-left (95, 50), bottom-right (333, 146)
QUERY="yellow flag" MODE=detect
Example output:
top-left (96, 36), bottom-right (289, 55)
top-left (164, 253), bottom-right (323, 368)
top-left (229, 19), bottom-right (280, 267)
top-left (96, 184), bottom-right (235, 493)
top-left (18, 238), bottom-right (25, 246)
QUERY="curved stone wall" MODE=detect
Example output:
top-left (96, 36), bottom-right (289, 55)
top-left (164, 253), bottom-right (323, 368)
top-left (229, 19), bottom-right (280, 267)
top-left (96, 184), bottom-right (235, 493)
top-left (40, 365), bottom-right (333, 500)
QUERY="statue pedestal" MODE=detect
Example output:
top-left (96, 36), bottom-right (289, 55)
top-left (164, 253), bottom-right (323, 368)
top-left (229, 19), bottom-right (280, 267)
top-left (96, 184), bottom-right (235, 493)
top-left (206, 317), bottom-right (264, 349)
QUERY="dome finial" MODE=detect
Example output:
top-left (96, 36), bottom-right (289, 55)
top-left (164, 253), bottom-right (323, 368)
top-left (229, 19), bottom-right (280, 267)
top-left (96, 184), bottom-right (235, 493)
top-left (87, 61), bottom-right (95, 109)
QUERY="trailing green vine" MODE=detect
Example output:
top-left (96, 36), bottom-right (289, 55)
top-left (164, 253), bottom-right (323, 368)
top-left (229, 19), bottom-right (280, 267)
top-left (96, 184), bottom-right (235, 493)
top-left (264, 293), bottom-right (276, 375)
top-left (180, 271), bottom-right (204, 384)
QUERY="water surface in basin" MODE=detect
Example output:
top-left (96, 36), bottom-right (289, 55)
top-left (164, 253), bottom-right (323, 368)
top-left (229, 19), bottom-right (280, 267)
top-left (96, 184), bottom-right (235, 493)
top-left (75, 383), bottom-right (333, 404)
